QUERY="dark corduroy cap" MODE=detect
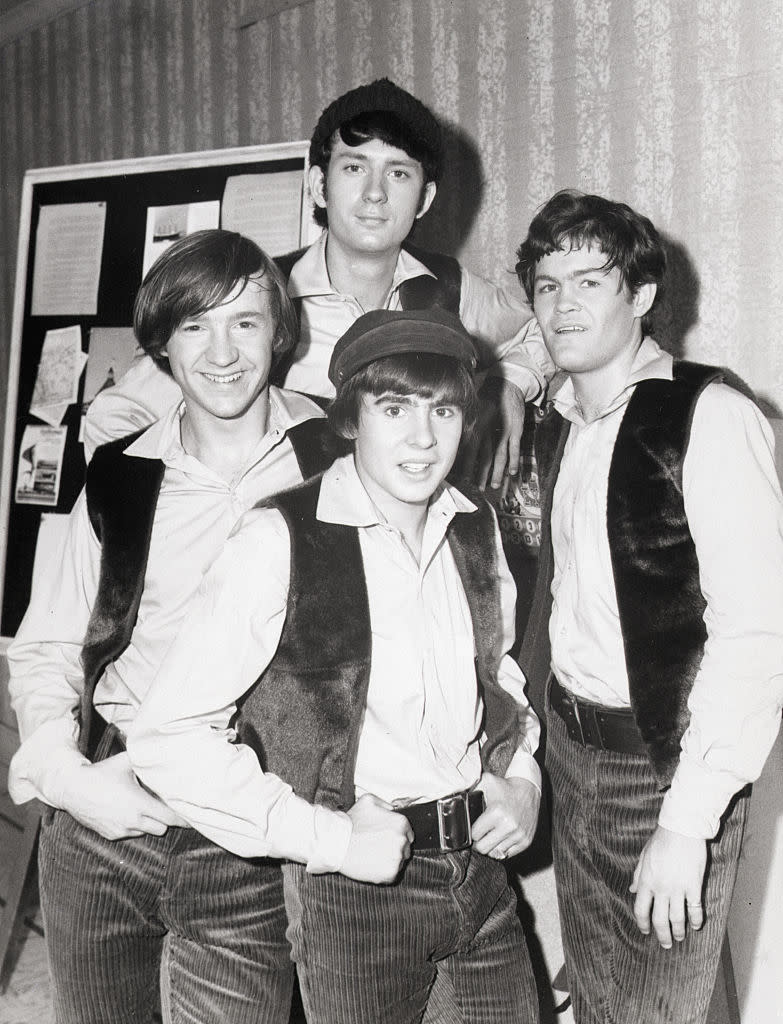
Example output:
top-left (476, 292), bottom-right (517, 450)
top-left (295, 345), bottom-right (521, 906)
top-left (309, 78), bottom-right (442, 177)
top-left (328, 309), bottom-right (477, 387)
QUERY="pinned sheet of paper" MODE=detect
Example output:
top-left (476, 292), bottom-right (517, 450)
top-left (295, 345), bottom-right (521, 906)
top-left (222, 172), bottom-right (304, 255)
top-left (142, 201), bottom-right (220, 278)
top-left (79, 326), bottom-right (140, 443)
top-left (31, 202), bottom-right (106, 316)
top-left (30, 326), bottom-right (87, 427)
top-left (82, 326), bottom-right (138, 408)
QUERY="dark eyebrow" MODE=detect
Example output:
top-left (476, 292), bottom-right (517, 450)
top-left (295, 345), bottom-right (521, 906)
top-left (335, 151), bottom-right (418, 169)
top-left (534, 265), bottom-right (609, 283)
top-left (373, 393), bottom-right (414, 405)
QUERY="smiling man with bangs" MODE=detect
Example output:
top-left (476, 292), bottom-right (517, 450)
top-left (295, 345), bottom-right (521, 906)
top-left (6, 230), bottom-right (337, 1023)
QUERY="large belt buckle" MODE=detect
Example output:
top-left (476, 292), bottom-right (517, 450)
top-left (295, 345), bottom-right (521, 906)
top-left (436, 791), bottom-right (472, 852)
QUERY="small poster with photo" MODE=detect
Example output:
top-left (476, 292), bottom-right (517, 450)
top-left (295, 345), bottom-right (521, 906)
top-left (15, 425), bottom-right (68, 507)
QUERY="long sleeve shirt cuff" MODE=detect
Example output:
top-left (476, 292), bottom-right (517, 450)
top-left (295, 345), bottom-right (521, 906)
top-left (503, 749), bottom-right (542, 795)
top-left (657, 754), bottom-right (748, 839)
top-left (306, 805), bottom-right (354, 874)
top-left (9, 719), bottom-right (87, 807)
top-left (250, 786), bottom-right (353, 873)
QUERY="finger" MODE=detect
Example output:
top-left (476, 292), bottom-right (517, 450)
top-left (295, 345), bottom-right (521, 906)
top-left (137, 792), bottom-right (181, 824)
top-left (686, 895), bottom-right (704, 932)
top-left (471, 832), bottom-right (496, 856)
top-left (489, 441), bottom-right (509, 491)
top-left (469, 810), bottom-right (494, 843)
top-left (366, 794), bottom-right (396, 811)
top-left (669, 897), bottom-right (688, 943)
top-left (506, 426), bottom-right (522, 479)
top-left (651, 899), bottom-right (674, 949)
top-left (632, 886), bottom-right (653, 934)
top-left (139, 817), bottom-right (170, 837)
top-left (480, 833), bottom-right (511, 859)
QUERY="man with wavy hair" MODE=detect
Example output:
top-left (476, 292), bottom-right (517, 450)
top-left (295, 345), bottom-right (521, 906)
top-left (517, 189), bottom-right (783, 1024)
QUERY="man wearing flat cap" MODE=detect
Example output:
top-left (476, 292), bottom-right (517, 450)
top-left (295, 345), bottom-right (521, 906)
top-left (85, 78), bottom-right (553, 493)
top-left (127, 308), bottom-right (543, 1024)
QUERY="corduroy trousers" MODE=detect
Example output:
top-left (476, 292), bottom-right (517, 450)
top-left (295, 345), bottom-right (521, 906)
top-left (545, 697), bottom-right (748, 1024)
top-left (38, 807), bottom-right (294, 1024)
top-left (282, 847), bottom-right (538, 1024)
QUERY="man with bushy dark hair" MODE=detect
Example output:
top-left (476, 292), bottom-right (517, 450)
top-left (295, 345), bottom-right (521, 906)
top-left (517, 189), bottom-right (783, 1024)
top-left (7, 230), bottom-right (336, 1023)
top-left (85, 79), bottom-right (553, 491)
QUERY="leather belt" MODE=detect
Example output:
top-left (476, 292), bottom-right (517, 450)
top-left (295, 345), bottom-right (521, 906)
top-left (398, 790), bottom-right (486, 853)
top-left (548, 676), bottom-right (647, 755)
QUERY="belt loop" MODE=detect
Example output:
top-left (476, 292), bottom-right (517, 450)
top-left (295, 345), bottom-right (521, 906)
top-left (567, 690), bottom-right (586, 745)
top-left (579, 704), bottom-right (602, 749)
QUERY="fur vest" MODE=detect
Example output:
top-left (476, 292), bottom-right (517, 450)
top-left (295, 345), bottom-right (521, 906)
top-left (521, 361), bottom-right (741, 786)
top-left (77, 416), bottom-right (336, 756)
top-left (231, 475), bottom-right (521, 810)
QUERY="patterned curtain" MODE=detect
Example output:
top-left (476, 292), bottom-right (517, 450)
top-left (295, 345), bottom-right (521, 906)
top-left (2, 0), bottom-right (782, 415)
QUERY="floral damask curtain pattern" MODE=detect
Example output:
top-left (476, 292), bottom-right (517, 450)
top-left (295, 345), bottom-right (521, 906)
top-left (1, 0), bottom-right (781, 413)
top-left (307, 0), bottom-right (783, 409)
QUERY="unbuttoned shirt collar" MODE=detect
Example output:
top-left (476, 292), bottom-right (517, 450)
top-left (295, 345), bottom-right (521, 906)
top-left (548, 336), bottom-right (673, 426)
top-left (122, 384), bottom-right (325, 473)
top-left (287, 231), bottom-right (437, 302)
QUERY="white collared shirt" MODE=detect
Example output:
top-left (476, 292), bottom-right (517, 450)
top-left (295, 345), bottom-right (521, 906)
top-left (548, 338), bottom-right (783, 837)
top-left (7, 387), bottom-right (324, 809)
top-left (126, 454), bottom-right (540, 872)
top-left (82, 235), bottom-right (553, 457)
top-left (283, 232), bottom-right (552, 399)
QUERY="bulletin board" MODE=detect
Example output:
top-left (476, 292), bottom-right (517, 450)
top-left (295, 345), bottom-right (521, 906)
top-left (0, 141), bottom-right (312, 639)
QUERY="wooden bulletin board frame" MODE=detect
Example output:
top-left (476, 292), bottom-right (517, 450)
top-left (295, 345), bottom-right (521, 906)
top-left (0, 141), bottom-right (311, 640)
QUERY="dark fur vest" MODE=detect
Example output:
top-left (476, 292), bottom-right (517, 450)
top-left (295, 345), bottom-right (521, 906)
top-left (231, 474), bottom-right (521, 810)
top-left (521, 361), bottom-right (742, 786)
top-left (77, 416), bottom-right (336, 755)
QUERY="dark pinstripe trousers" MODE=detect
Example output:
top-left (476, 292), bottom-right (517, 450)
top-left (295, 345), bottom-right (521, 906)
top-left (283, 848), bottom-right (539, 1023)
top-left (37, 808), bottom-right (294, 1024)
top-left (545, 700), bottom-right (748, 1024)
